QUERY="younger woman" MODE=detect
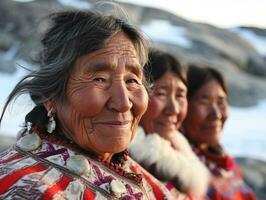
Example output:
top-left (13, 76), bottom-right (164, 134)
top-left (130, 50), bottom-right (210, 199)
top-left (183, 65), bottom-right (257, 200)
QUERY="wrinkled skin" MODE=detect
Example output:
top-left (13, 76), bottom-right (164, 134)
top-left (183, 79), bottom-right (229, 146)
top-left (141, 71), bottom-right (187, 140)
top-left (48, 32), bottom-right (148, 161)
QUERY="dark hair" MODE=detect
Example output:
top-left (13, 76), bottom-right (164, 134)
top-left (144, 49), bottom-right (187, 85)
top-left (186, 65), bottom-right (228, 100)
top-left (0, 10), bottom-right (148, 126)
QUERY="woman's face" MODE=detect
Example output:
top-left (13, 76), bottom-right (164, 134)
top-left (55, 32), bottom-right (148, 157)
top-left (183, 79), bottom-right (229, 146)
top-left (141, 71), bottom-right (187, 138)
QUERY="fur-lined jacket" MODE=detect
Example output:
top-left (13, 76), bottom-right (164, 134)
top-left (129, 127), bottom-right (210, 199)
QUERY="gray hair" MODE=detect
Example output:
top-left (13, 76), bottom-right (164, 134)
top-left (0, 10), bottom-right (149, 125)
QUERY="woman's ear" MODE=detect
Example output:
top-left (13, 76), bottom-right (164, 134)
top-left (43, 100), bottom-right (56, 112)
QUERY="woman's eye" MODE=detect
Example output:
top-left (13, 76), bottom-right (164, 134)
top-left (218, 99), bottom-right (227, 107)
top-left (126, 79), bottom-right (139, 85)
top-left (176, 93), bottom-right (185, 98)
top-left (93, 77), bottom-right (106, 83)
top-left (155, 90), bottom-right (167, 97)
top-left (199, 99), bottom-right (210, 105)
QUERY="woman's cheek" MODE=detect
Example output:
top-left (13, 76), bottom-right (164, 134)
top-left (221, 106), bottom-right (229, 126)
top-left (68, 87), bottom-right (109, 117)
top-left (131, 87), bottom-right (149, 119)
top-left (191, 104), bottom-right (208, 124)
top-left (179, 99), bottom-right (188, 123)
top-left (145, 96), bottom-right (163, 120)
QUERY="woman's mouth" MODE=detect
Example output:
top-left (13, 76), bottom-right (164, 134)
top-left (96, 120), bottom-right (132, 129)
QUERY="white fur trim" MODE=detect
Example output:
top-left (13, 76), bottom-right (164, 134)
top-left (129, 127), bottom-right (210, 197)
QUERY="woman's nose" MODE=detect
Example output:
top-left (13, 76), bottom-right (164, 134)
top-left (165, 96), bottom-right (179, 115)
top-left (107, 82), bottom-right (132, 112)
top-left (209, 104), bottom-right (222, 120)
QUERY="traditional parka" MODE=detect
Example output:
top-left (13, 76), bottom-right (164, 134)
top-left (192, 144), bottom-right (257, 200)
top-left (129, 126), bottom-right (210, 199)
top-left (0, 129), bottom-right (174, 200)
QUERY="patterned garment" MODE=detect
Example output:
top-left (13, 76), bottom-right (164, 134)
top-left (192, 145), bottom-right (257, 200)
top-left (0, 131), bottom-right (173, 200)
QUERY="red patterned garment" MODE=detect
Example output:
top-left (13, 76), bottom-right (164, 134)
top-left (0, 130), bottom-right (173, 200)
top-left (192, 145), bottom-right (257, 200)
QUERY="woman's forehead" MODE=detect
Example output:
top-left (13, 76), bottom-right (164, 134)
top-left (104, 32), bottom-right (137, 55)
top-left (194, 80), bottom-right (227, 98)
top-left (155, 71), bottom-right (183, 85)
top-left (81, 33), bottom-right (139, 62)
top-left (72, 33), bottom-right (141, 71)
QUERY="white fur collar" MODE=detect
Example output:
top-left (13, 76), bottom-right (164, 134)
top-left (129, 126), bottom-right (210, 197)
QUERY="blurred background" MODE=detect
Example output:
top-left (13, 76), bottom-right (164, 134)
top-left (0, 0), bottom-right (265, 198)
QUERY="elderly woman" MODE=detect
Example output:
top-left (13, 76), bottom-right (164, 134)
top-left (129, 49), bottom-right (210, 199)
top-left (0, 11), bottom-right (173, 199)
top-left (182, 65), bottom-right (257, 200)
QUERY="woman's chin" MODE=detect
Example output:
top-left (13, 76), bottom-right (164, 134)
top-left (202, 136), bottom-right (220, 147)
top-left (99, 141), bottom-right (129, 154)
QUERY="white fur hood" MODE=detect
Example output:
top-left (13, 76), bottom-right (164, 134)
top-left (129, 126), bottom-right (210, 197)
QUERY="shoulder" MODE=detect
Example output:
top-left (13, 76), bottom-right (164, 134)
top-left (202, 152), bottom-right (256, 199)
top-left (129, 128), bottom-right (210, 197)
top-left (0, 131), bottom-right (173, 199)
top-left (129, 126), bottom-right (175, 164)
top-left (127, 156), bottom-right (175, 200)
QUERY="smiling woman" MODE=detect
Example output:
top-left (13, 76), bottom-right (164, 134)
top-left (182, 65), bottom-right (257, 200)
top-left (0, 10), bottom-right (173, 199)
top-left (129, 49), bottom-right (210, 199)
top-left (56, 31), bottom-right (146, 157)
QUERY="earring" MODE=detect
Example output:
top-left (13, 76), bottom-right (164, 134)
top-left (26, 121), bottom-right (32, 132)
top-left (46, 109), bottom-right (56, 134)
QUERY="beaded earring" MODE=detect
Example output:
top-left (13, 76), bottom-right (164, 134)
top-left (46, 109), bottom-right (56, 134)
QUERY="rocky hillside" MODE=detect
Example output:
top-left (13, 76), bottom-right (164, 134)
top-left (0, 0), bottom-right (266, 106)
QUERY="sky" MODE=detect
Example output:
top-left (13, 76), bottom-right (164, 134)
top-left (117, 0), bottom-right (266, 28)
top-left (12, 0), bottom-right (266, 28)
